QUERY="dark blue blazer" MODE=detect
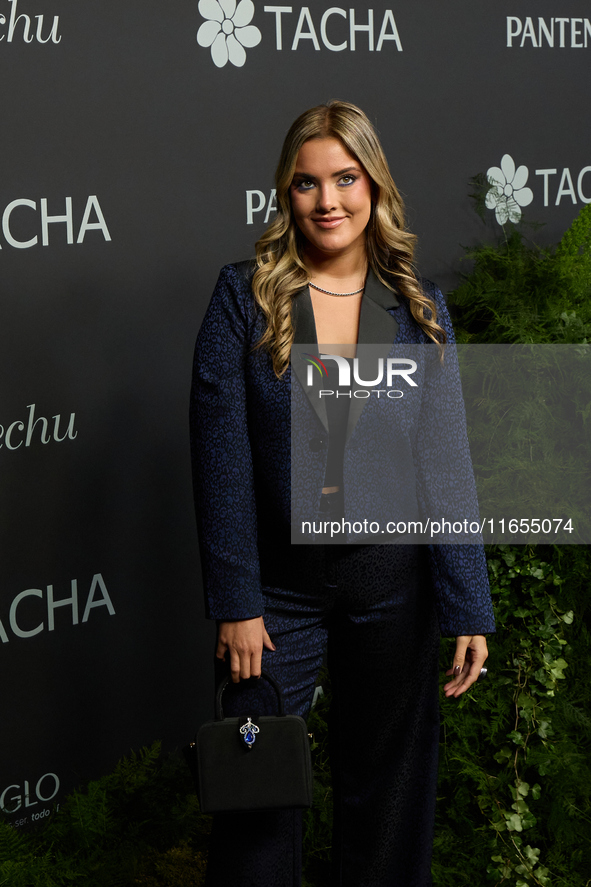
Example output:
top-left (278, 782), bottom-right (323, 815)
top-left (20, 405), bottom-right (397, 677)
top-left (190, 262), bottom-right (496, 637)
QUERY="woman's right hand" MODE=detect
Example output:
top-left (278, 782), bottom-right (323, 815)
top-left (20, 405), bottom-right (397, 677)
top-left (216, 617), bottom-right (276, 683)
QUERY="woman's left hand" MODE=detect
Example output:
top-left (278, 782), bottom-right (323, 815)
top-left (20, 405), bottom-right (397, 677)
top-left (443, 635), bottom-right (488, 698)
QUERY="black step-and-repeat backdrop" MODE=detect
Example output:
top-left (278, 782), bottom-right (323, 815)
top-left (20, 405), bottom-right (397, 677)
top-left (2, 0), bottom-right (590, 822)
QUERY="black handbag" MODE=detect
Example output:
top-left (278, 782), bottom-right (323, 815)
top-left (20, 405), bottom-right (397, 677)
top-left (186, 671), bottom-right (313, 814)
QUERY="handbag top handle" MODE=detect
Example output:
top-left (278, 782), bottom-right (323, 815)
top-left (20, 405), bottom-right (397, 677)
top-left (215, 670), bottom-right (286, 721)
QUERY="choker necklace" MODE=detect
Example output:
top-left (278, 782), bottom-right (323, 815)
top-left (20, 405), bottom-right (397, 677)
top-left (308, 281), bottom-right (364, 297)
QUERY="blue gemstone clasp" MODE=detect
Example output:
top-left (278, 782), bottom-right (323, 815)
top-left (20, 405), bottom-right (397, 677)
top-left (239, 717), bottom-right (259, 749)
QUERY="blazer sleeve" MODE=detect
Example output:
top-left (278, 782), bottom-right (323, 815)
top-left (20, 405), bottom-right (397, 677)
top-left (415, 280), bottom-right (496, 637)
top-left (190, 264), bottom-right (264, 621)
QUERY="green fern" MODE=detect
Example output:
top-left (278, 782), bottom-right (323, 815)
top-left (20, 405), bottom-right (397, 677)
top-left (0, 744), bottom-right (210, 887)
top-left (556, 202), bottom-right (591, 257)
top-left (450, 199), bottom-right (591, 345)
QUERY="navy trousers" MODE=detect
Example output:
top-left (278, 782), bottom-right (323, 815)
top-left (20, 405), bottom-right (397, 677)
top-left (204, 541), bottom-right (441, 887)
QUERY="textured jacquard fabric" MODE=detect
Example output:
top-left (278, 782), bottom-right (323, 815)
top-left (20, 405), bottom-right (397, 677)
top-left (190, 262), bottom-right (496, 637)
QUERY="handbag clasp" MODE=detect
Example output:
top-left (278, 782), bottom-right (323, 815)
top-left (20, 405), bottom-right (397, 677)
top-left (239, 716), bottom-right (259, 749)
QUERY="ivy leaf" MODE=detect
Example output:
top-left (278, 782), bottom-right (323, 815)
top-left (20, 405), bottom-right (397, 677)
top-left (507, 730), bottom-right (524, 745)
top-left (534, 865), bottom-right (552, 886)
top-left (523, 845), bottom-right (540, 863)
top-left (531, 783), bottom-right (542, 800)
top-left (494, 746), bottom-right (513, 763)
top-left (517, 693), bottom-right (534, 710)
top-left (506, 813), bottom-right (523, 831)
top-left (517, 782), bottom-right (530, 797)
top-left (561, 610), bottom-right (574, 623)
top-left (546, 638), bottom-right (563, 655)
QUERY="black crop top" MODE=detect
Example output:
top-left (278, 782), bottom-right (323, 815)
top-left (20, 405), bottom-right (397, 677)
top-left (323, 356), bottom-right (353, 488)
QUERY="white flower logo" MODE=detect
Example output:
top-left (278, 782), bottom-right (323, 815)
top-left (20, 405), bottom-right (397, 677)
top-left (485, 154), bottom-right (534, 225)
top-left (197, 0), bottom-right (261, 68)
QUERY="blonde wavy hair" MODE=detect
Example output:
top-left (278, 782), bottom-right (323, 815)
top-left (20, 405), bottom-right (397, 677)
top-left (253, 100), bottom-right (446, 377)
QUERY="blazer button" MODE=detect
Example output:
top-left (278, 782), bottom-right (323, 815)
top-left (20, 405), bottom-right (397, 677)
top-left (309, 436), bottom-right (326, 452)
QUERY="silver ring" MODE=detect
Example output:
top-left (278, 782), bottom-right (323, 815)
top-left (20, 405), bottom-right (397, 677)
top-left (477, 667), bottom-right (488, 681)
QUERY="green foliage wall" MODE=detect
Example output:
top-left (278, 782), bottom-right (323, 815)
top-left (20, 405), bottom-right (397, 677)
top-left (432, 201), bottom-right (591, 887)
top-left (452, 181), bottom-right (591, 346)
top-left (435, 545), bottom-right (591, 887)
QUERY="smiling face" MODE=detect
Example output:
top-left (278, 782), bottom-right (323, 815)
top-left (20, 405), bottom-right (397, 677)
top-left (290, 137), bottom-right (373, 261)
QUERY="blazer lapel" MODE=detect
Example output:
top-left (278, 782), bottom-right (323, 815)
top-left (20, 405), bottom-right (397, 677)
top-left (290, 270), bottom-right (400, 438)
top-left (346, 269), bottom-right (399, 441)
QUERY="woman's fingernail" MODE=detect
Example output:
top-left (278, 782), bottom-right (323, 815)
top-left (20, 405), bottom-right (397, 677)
top-left (454, 665), bottom-right (461, 676)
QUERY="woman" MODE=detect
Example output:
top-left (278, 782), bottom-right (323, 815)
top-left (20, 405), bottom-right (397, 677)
top-left (190, 101), bottom-right (495, 887)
